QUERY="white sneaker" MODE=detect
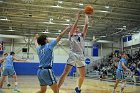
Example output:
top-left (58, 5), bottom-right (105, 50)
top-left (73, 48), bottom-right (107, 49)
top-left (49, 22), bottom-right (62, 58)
top-left (13, 87), bottom-right (20, 92)
top-left (0, 89), bottom-right (5, 93)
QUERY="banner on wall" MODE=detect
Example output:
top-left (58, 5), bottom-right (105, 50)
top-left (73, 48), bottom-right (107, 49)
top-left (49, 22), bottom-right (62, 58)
top-left (0, 41), bottom-right (4, 55)
top-left (92, 43), bottom-right (98, 57)
top-left (128, 35), bottom-right (132, 41)
top-left (123, 37), bottom-right (127, 42)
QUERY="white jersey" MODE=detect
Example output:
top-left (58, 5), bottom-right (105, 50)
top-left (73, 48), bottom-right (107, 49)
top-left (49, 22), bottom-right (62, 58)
top-left (69, 33), bottom-right (85, 54)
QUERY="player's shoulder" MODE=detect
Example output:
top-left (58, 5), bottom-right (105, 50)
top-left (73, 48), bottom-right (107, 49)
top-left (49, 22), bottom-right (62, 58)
top-left (121, 58), bottom-right (126, 62)
top-left (7, 55), bottom-right (11, 58)
top-left (36, 46), bottom-right (41, 50)
top-left (7, 55), bottom-right (13, 59)
top-left (50, 40), bottom-right (57, 43)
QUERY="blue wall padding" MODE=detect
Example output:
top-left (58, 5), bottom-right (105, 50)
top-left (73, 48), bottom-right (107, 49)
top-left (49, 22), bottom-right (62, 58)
top-left (123, 37), bottom-right (127, 42)
top-left (92, 44), bottom-right (98, 57)
top-left (128, 35), bottom-right (132, 41)
top-left (14, 62), bottom-right (76, 76)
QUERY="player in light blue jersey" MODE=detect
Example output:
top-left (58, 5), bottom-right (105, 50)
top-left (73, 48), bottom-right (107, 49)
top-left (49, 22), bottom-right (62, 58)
top-left (58, 11), bottom-right (89, 93)
top-left (34, 25), bottom-right (70, 93)
top-left (112, 53), bottom-right (131, 93)
top-left (0, 52), bottom-right (26, 93)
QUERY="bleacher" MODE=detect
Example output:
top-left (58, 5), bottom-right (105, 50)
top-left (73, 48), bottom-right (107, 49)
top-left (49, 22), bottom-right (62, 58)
top-left (86, 49), bottom-right (140, 86)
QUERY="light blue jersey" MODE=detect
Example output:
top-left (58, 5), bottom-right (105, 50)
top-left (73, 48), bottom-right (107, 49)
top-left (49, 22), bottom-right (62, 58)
top-left (117, 58), bottom-right (127, 70)
top-left (36, 40), bottom-right (57, 68)
top-left (5, 55), bottom-right (14, 68)
top-left (3, 55), bottom-right (15, 76)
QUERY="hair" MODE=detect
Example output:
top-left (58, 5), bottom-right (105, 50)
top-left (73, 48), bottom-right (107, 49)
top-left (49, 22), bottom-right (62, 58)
top-left (10, 52), bottom-right (15, 55)
top-left (4, 53), bottom-right (8, 56)
top-left (37, 35), bottom-right (47, 46)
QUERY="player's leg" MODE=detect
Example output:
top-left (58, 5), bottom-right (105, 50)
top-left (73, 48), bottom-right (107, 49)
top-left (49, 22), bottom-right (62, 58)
top-left (58, 52), bottom-right (75, 88)
top-left (58, 64), bottom-right (73, 88)
top-left (37, 69), bottom-right (48, 93)
top-left (9, 68), bottom-right (20, 92)
top-left (0, 68), bottom-right (7, 92)
top-left (77, 66), bottom-right (85, 90)
top-left (0, 68), bottom-right (9, 88)
top-left (75, 59), bottom-right (85, 93)
top-left (120, 79), bottom-right (126, 92)
top-left (12, 74), bottom-right (18, 86)
top-left (0, 75), bottom-right (6, 93)
top-left (50, 83), bottom-right (59, 93)
top-left (113, 70), bottom-right (121, 93)
top-left (12, 74), bottom-right (20, 92)
top-left (6, 76), bottom-right (11, 87)
top-left (0, 76), bottom-right (7, 88)
top-left (0, 67), bottom-right (2, 77)
top-left (113, 79), bottom-right (120, 93)
top-left (36, 86), bottom-right (47, 93)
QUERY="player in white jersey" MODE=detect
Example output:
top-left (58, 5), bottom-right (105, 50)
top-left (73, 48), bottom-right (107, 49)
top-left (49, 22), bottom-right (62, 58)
top-left (58, 11), bottom-right (89, 93)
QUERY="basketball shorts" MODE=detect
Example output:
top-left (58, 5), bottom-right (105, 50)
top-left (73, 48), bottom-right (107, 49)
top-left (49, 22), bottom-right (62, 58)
top-left (2, 67), bottom-right (16, 76)
top-left (37, 69), bottom-right (57, 86)
top-left (116, 69), bottom-right (125, 80)
top-left (67, 51), bottom-right (85, 67)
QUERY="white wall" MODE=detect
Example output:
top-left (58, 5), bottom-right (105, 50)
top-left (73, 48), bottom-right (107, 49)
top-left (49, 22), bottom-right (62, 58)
top-left (0, 37), bottom-right (121, 63)
top-left (124, 32), bottom-right (140, 47)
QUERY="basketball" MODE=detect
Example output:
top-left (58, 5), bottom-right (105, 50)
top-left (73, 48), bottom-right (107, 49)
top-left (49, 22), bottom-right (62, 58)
top-left (84, 5), bottom-right (93, 15)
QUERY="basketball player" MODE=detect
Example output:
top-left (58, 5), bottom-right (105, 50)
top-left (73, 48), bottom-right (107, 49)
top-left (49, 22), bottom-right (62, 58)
top-left (58, 11), bottom-right (89, 93)
top-left (112, 53), bottom-right (131, 93)
top-left (0, 52), bottom-right (26, 92)
top-left (0, 53), bottom-right (11, 88)
top-left (34, 25), bottom-right (70, 93)
top-left (0, 53), bottom-right (7, 77)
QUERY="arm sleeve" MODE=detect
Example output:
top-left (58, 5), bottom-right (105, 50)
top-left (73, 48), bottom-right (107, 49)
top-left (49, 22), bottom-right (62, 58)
top-left (121, 58), bottom-right (126, 64)
top-left (49, 40), bottom-right (57, 50)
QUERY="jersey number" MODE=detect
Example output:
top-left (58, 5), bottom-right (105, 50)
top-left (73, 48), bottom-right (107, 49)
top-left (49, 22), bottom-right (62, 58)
top-left (77, 37), bottom-right (81, 42)
top-left (40, 49), bottom-right (45, 54)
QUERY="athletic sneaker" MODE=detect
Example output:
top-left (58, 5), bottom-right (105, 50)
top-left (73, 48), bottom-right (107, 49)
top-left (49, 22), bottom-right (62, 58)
top-left (7, 84), bottom-right (11, 88)
top-left (75, 87), bottom-right (81, 93)
top-left (0, 88), bottom-right (5, 93)
top-left (14, 87), bottom-right (20, 92)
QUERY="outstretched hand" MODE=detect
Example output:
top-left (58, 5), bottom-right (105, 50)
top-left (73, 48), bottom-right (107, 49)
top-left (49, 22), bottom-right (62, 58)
top-left (34, 34), bottom-right (39, 39)
top-left (25, 59), bottom-right (30, 62)
top-left (66, 25), bottom-right (72, 29)
top-left (63, 25), bottom-right (72, 32)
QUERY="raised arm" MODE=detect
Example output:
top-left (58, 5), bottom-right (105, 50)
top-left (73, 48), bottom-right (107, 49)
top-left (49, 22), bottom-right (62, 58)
top-left (13, 57), bottom-right (26, 62)
top-left (0, 58), bottom-right (5, 64)
top-left (69, 11), bottom-right (81, 36)
top-left (34, 34), bottom-right (39, 48)
top-left (56, 25), bottom-right (71, 42)
top-left (82, 14), bottom-right (89, 38)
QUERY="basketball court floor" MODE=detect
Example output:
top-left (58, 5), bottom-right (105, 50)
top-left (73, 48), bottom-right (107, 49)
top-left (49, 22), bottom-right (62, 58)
top-left (1, 76), bottom-right (140, 93)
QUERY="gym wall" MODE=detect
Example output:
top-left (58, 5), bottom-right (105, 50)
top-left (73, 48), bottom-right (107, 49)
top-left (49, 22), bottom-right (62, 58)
top-left (1, 37), bottom-right (121, 76)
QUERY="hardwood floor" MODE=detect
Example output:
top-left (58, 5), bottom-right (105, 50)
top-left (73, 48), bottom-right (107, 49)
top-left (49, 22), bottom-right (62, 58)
top-left (1, 76), bottom-right (140, 93)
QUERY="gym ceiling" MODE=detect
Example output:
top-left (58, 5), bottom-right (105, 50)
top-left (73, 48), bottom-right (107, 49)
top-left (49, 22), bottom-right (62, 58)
top-left (0, 0), bottom-right (140, 41)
